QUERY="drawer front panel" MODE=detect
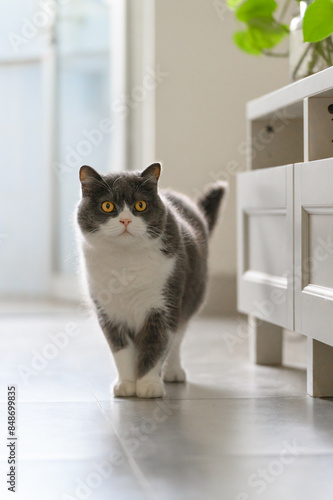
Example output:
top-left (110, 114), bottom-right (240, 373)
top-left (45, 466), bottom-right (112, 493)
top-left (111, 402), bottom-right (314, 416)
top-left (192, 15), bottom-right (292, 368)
top-left (246, 210), bottom-right (288, 277)
top-left (237, 165), bottom-right (293, 329)
top-left (295, 159), bottom-right (333, 345)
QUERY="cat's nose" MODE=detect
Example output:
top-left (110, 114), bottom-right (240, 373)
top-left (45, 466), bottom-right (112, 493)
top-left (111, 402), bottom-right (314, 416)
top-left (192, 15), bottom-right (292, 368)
top-left (119, 218), bottom-right (132, 228)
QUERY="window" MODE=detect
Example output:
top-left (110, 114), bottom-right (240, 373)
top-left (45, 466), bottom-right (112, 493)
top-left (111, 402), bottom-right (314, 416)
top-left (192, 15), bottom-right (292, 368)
top-left (0, 0), bottom-right (127, 299)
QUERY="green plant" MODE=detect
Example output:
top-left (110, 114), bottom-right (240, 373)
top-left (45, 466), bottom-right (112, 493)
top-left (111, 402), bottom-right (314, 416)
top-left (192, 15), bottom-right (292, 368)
top-left (228, 0), bottom-right (333, 58)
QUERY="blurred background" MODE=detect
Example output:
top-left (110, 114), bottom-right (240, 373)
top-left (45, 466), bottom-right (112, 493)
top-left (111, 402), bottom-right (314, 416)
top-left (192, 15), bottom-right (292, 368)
top-left (0, 0), bottom-right (293, 316)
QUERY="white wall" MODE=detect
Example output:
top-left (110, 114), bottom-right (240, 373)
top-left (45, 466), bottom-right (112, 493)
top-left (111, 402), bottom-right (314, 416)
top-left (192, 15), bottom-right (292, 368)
top-left (153, 0), bottom-right (290, 312)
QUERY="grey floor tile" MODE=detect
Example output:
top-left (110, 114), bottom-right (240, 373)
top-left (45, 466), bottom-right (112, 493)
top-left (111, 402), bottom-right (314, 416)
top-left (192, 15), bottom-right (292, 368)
top-left (0, 459), bottom-right (149, 500)
top-left (0, 401), bottom-right (120, 461)
top-left (131, 455), bottom-right (333, 500)
top-left (103, 397), bottom-right (333, 460)
top-left (0, 315), bottom-right (114, 403)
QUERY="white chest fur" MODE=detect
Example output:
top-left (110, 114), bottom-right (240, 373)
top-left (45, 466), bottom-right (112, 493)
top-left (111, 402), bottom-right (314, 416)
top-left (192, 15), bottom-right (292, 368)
top-left (81, 236), bottom-right (175, 332)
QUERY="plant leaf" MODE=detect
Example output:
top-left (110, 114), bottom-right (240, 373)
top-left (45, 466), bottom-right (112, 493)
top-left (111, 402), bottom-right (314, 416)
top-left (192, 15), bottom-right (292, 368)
top-left (233, 30), bottom-right (262, 54)
top-left (248, 16), bottom-right (289, 50)
top-left (233, 18), bottom-right (288, 55)
top-left (236, 0), bottom-right (277, 23)
top-left (303, 0), bottom-right (333, 42)
top-left (227, 0), bottom-right (243, 8)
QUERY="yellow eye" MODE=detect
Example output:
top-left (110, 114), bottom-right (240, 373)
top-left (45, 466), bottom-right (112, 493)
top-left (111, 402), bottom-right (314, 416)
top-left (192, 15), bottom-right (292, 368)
top-left (135, 200), bottom-right (147, 212)
top-left (101, 201), bottom-right (115, 213)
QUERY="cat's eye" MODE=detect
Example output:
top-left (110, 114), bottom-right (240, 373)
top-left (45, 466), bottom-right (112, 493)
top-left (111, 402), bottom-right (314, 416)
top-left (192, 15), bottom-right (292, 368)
top-left (135, 200), bottom-right (147, 212)
top-left (101, 201), bottom-right (115, 213)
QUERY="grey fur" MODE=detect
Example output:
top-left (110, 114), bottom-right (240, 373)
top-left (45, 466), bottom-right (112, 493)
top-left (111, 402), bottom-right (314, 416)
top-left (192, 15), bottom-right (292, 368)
top-left (135, 309), bottom-right (170, 378)
top-left (198, 183), bottom-right (228, 233)
top-left (77, 164), bottom-right (227, 383)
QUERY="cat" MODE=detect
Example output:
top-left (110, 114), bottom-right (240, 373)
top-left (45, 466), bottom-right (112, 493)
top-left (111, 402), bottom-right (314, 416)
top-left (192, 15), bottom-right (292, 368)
top-left (76, 162), bottom-right (227, 398)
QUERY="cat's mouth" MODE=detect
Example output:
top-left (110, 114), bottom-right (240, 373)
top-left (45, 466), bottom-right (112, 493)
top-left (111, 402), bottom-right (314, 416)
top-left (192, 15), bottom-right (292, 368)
top-left (120, 229), bottom-right (132, 236)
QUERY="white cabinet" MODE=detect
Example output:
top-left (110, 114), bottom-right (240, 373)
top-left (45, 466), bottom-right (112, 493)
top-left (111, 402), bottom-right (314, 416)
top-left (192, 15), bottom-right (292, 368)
top-left (238, 67), bottom-right (333, 397)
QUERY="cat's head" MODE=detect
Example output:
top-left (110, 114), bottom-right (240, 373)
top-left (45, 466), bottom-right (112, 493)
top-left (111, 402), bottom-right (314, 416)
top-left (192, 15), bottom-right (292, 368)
top-left (76, 163), bottom-right (166, 244)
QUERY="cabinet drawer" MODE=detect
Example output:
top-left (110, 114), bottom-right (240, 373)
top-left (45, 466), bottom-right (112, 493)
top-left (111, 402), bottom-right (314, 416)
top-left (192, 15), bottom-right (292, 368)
top-left (295, 159), bottom-right (333, 345)
top-left (237, 165), bottom-right (293, 329)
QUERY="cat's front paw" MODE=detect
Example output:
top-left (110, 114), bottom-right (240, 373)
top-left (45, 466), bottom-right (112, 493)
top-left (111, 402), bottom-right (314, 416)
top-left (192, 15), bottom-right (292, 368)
top-left (113, 379), bottom-right (136, 397)
top-left (136, 379), bottom-right (165, 398)
top-left (163, 366), bottom-right (186, 383)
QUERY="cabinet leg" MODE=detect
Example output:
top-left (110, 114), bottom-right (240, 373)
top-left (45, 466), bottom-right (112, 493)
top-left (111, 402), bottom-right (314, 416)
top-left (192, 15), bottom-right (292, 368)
top-left (307, 338), bottom-right (333, 397)
top-left (248, 316), bottom-right (283, 365)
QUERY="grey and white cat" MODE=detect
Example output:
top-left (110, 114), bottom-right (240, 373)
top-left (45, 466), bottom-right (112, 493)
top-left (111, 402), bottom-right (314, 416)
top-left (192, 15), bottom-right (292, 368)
top-left (76, 163), bottom-right (227, 398)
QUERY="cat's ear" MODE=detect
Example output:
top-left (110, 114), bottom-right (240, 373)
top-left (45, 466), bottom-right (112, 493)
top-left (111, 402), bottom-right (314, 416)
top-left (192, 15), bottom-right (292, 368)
top-left (79, 165), bottom-right (103, 195)
top-left (141, 162), bottom-right (161, 182)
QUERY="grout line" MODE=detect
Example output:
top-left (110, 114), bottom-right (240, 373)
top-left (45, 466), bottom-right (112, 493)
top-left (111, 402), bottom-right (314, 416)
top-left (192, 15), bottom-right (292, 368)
top-left (0, 395), bottom-right (312, 404)
top-left (90, 395), bottom-right (159, 500)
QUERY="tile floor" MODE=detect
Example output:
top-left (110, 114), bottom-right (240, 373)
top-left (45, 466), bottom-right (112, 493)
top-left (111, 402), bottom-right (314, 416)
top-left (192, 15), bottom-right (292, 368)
top-left (0, 307), bottom-right (333, 500)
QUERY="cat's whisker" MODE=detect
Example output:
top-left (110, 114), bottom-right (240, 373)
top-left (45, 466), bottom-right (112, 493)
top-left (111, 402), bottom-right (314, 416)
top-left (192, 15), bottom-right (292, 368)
top-left (111, 176), bottom-right (123, 189)
top-left (91, 178), bottom-right (115, 198)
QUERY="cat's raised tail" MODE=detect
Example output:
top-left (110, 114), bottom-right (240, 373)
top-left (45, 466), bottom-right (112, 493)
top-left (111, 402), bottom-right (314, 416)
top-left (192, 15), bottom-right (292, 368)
top-left (197, 181), bottom-right (228, 234)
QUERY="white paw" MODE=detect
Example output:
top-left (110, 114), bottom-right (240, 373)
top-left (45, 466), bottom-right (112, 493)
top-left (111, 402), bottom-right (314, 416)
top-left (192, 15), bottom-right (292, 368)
top-left (136, 379), bottom-right (165, 398)
top-left (113, 379), bottom-right (136, 397)
top-left (163, 366), bottom-right (186, 383)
